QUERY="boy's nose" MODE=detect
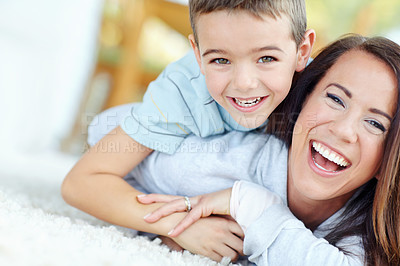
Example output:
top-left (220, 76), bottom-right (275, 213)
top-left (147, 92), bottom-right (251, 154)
top-left (232, 65), bottom-right (257, 92)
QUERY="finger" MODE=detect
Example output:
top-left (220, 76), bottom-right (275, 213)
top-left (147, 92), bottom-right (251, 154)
top-left (137, 193), bottom-right (182, 204)
top-left (206, 251), bottom-right (223, 263)
top-left (213, 245), bottom-right (238, 263)
top-left (224, 231), bottom-right (244, 256)
top-left (168, 208), bottom-right (204, 237)
top-left (228, 220), bottom-right (244, 239)
top-left (144, 198), bottom-right (188, 223)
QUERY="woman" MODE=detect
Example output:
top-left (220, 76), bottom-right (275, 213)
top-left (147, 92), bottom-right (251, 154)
top-left (138, 35), bottom-right (400, 265)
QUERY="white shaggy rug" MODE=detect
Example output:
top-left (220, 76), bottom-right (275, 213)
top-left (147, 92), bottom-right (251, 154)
top-left (0, 151), bottom-right (238, 266)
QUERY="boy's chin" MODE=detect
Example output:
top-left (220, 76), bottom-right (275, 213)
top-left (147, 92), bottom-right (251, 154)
top-left (234, 116), bottom-right (268, 129)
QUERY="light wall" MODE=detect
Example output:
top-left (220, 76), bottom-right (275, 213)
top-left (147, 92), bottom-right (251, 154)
top-left (0, 0), bottom-right (104, 153)
top-left (1, 0), bottom-right (399, 156)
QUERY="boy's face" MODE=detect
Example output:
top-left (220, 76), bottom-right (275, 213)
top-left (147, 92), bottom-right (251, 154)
top-left (190, 10), bottom-right (312, 128)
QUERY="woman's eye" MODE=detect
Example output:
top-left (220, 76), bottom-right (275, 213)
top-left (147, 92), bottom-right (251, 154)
top-left (258, 56), bottom-right (275, 63)
top-left (212, 58), bottom-right (230, 64)
top-left (327, 93), bottom-right (345, 107)
top-left (367, 120), bottom-right (386, 133)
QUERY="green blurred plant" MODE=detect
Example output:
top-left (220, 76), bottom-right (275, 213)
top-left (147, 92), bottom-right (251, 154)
top-left (307, 0), bottom-right (400, 50)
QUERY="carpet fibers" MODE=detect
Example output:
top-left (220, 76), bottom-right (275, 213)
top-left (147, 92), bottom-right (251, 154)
top-left (0, 151), bottom-right (236, 266)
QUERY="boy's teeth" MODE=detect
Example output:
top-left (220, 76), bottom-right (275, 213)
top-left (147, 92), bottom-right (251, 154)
top-left (312, 141), bottom-right (349, 167)
top-left (235, 97), bottom-right (261, 107)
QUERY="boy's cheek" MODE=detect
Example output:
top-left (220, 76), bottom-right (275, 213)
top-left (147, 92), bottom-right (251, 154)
top-left (204, 73), bottom-right (227, 94)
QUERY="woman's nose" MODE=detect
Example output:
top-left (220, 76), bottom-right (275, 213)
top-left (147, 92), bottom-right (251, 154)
top-left (328, 114), bottom-right (358, 144)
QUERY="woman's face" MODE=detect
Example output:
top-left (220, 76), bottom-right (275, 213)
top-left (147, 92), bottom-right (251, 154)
top-left (288, 50), bottom-right (398, 206)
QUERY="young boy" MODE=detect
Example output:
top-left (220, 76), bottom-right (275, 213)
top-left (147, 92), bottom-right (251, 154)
top-left (88, 0), bottom-right (315, 154)
top-left (62, 0), bottom-right (315, 262)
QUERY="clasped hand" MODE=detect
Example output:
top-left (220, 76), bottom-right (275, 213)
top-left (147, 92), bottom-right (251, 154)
top-left (137, 189), bottom-right (242, 262)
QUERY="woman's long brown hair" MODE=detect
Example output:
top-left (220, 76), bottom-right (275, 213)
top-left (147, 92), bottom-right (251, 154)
top-left (267, 34), bottom-right (400, 265)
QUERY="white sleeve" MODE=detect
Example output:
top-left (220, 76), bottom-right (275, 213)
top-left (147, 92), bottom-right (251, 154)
top-left (229, 181), bottom-right (364, 265)
top-left (230, 181), bottom-right (283, 232)
top-left (243, 204), bottom-right (364, 266)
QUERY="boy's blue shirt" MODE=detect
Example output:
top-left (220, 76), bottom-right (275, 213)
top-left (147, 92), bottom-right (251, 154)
top-left (120, 50), bottom-right (257, 154)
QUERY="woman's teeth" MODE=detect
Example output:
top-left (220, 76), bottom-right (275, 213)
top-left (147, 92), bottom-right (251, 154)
top-left (234, 97), bottom-right (262, 107)
top-left (312, 141), bottom-right (350, 167)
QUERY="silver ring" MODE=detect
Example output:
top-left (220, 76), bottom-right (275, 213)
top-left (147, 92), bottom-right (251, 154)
top-left (184, 196), bottom-right (192, 212)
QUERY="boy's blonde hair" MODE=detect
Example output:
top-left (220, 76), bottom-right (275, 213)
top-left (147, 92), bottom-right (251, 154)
top-left (189, 0), bottom-right (307, 48)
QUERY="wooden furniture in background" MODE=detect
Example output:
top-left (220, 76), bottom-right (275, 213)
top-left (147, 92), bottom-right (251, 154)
top-left (101, 0), bottom-right (191, 108)
top-left (60, 0), bottom-right (191, 154)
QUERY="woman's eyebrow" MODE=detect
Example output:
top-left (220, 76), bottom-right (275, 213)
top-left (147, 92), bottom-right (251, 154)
top-left (328, 83), bottom-right (352, 98)
top-left (370, 108), bottom-right (393, 122)
top-left (328, 83), bottom-right (393, 121)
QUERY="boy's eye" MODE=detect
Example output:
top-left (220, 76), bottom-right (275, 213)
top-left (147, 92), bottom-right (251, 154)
top-left (366, 120), bottom-right (386, 133)
top-left (327, 93), bottom-right (345, 108)
top-left (258, 56), bottom-right (275, 63)
top-left (212, 58), bottom-right (230, 65)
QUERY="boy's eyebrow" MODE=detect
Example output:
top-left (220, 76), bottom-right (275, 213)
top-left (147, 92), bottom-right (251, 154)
top-left (202, 46), bottom-right (284, 57)
top-left (202, 49), bottom-right (227, 57)
top-left (253, 46), bottom-right (285, 54)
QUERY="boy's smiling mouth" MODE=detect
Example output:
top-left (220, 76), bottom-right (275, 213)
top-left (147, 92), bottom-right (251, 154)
top-left (234, 97), bottom-right (263, 107)
top-left (311, 141), bottom-right (350, 172)
top-left (229, 96), bottom-right (267, 112)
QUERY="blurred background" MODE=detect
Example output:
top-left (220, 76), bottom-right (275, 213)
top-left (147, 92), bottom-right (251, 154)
top-left (0, 0), bottom-right (399, 169)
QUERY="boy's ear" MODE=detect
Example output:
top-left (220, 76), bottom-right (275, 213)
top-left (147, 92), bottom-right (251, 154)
top-left (189, 34), bottom-right (204, 74)
top-left (295, 29), bottom-right (316, 72)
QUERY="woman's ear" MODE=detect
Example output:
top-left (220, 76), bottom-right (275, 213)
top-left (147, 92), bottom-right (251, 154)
top-left (295, 29), bottom-right (316, 72)
top-left (188, 34), bottom-right (204, 74)
top-left (375, 164), bottom-right (386, 180)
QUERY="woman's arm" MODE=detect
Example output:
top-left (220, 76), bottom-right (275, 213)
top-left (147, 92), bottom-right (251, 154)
top-left (140, 181), bottom-right (282, 236)
top-left (244, 204), bottom-right (363, 266)
top-left (61, 126), bottom-right (243, 261)
top-left (141, 181), bottom-right (364, 265)
top-left (230, 182), bottom-right (364, 265)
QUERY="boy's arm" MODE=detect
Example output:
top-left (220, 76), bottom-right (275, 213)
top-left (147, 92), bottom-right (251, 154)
top-left (62, 126), bottom-right (166, 233)
top-left (87, 52), bottom-right (225, 155)
top-left (62, 126), bottom-right (243, 261)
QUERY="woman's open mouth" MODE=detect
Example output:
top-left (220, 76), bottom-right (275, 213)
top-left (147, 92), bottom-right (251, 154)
top-left (311, 141), bottom-right (350, 172)
top-left (229, 96), bottom-right (267, 112)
